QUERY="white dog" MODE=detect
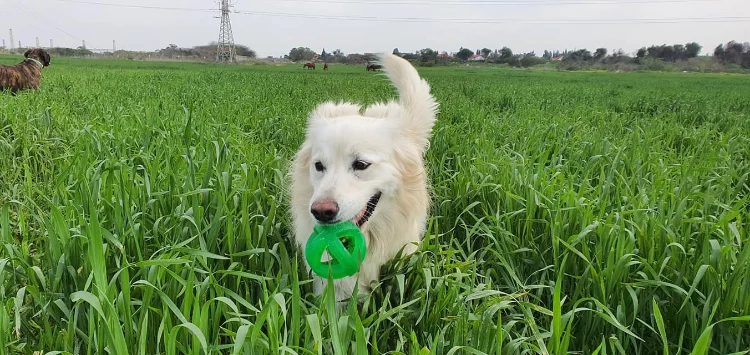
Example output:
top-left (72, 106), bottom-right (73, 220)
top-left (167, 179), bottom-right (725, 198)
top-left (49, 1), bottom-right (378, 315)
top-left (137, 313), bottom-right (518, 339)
top-left (289, 53), bottom-right (439, 301)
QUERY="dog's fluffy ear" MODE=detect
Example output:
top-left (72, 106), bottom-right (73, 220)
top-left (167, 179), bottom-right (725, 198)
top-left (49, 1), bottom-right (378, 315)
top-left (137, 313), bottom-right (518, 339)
top-left (24, 49), bottom-right (31, 58)
top-left (41, 51), bottom-right (51, 66)
top-left (375, 54), bottom-right (439, 150)
top-left (288, 140), bottom-right (314, 219)
top-left (309, 101), bottom-right (362, 122)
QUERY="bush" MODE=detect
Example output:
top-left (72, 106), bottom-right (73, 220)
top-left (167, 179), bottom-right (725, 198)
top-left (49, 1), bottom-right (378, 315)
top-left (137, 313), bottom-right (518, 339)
top-left (557, 61), bottom-right (587, 71)
top-left (639, 58), bottom-right (667, 71)
top-left (520, 56), bottom-right (546, 68)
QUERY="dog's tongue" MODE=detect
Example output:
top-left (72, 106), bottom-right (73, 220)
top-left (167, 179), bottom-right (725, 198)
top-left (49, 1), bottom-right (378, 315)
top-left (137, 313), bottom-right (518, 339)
top-left (350, 207), bottom-right (368, 228)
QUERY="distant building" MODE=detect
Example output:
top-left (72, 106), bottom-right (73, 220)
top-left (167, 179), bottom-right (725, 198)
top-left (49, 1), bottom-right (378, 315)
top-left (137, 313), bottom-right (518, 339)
top-left (469, 54), bottom-right (485, 61)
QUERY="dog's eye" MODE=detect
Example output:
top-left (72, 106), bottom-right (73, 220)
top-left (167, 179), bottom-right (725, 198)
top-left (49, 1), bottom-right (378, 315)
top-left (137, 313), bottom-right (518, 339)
top-left (352, 160), bottom-right (371, 171)
top-left (314, 162), bottom-right (325, 172)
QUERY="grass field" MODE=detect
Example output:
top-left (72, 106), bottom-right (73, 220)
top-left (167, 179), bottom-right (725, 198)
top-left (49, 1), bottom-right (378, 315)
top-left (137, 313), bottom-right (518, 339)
top-left (1, 55), bottom-right (749, 354)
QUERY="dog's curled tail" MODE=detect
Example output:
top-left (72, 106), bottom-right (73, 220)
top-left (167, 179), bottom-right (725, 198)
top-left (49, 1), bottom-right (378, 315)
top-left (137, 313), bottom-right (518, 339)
top-left (376, 53), bottom-right (439, 148)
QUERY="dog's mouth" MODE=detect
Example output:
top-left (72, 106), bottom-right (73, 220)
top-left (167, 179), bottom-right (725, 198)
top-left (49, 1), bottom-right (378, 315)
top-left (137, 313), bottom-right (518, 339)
top-left (350, 192), bottom-right (382, 228)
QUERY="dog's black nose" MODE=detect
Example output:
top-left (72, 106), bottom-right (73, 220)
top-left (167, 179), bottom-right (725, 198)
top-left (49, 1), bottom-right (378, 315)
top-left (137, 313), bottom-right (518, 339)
top-left (311, 200), bottom-right (339, 223)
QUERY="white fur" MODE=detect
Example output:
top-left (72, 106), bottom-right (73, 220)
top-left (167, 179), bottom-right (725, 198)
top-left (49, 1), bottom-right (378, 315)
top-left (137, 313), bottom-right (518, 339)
top-left (289, 53), bottom-right (439, 301)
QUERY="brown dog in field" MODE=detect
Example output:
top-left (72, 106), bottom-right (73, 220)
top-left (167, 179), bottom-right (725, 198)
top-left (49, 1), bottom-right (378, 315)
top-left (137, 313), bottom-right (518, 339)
top-left (0, 48), bottom-right (51, 94)
top-left (323, 63), bottom-right (328, 71)
top-left (366, 63), bottom-right (382, 71)
top-left (303, 62), bottom-right (316, 70)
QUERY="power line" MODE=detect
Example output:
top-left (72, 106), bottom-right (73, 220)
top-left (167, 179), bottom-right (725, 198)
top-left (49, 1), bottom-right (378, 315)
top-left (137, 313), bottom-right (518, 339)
top-left (53, 0), bottom-right (729, 8)
top-left (48, 0), bottom-right (749, 25)
top-left (232, 10), bottom-right (750, 24)
top-left (241, 0), bottom-right (725, 5)
top-left (55, 0), bottom-right (218, 11)
top-left (10, 0), bottom-right (87, 43)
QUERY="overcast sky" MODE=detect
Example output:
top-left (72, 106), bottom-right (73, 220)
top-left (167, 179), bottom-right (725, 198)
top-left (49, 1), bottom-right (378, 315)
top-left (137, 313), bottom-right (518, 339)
top-left (1, 0), bottom-right (747, 57)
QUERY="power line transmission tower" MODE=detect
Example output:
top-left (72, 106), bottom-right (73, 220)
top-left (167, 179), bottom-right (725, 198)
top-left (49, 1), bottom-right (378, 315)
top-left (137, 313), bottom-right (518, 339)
top-left (216, 0), bottom-right (236, 63)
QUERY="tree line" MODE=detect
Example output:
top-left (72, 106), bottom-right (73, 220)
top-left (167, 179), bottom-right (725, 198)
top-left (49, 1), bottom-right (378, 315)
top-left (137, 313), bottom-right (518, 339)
top-left (713, 41), bottom-right (750, 68)
top-left (286, 40), bottom-right (750, 71)
top-left (156, 43), bottom-right (256, 60)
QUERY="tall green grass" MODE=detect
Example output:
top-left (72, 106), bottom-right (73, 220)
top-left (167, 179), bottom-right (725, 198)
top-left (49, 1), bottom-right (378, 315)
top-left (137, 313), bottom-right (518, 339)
top-left (1, 56), bottom-right (749, 354)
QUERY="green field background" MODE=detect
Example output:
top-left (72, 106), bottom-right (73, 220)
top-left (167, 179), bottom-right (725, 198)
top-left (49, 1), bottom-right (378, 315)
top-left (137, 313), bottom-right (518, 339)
top-left (1, 55), bottom-right (749, 354)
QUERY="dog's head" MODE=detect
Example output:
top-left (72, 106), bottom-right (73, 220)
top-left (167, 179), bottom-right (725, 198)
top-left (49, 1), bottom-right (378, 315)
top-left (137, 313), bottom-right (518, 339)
top-left (24, 48), bottom-right (51, 67)
top-left (298, 103), bottom-right (405, 231)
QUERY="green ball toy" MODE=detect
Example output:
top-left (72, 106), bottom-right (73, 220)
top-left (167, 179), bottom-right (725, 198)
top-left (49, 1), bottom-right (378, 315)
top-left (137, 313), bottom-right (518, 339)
top-left (305, 221), bottom-right (367, 279)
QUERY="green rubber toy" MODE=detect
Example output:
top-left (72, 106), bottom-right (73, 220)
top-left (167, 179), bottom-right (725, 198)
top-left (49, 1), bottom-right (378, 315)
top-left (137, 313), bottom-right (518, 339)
top-left (305, 221), bottom-right (367, 279)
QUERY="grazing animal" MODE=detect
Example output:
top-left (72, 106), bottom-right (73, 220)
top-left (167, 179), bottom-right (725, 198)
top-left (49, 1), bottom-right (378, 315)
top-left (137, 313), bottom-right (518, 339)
top-left (366, 63), bottom-right (383, 71)
top-left (289, 53), bottom-right (439, 302)
top-left (303, 62), bottom-right (316, 70)
top-left (324, 63), bottom-right (329, 71)
top-left (0, 48), bottom-right (51, 94)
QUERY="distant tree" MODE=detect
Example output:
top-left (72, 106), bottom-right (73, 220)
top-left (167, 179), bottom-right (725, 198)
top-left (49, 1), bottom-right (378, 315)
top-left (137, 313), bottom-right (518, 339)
top-left (520, 55), bottom-right (545, 68)
top-left (724, 41), bottom-right (745, 63)
top-left (476, 49), bottom-right (480, 55)
top-left (344, 53), bottom-right (367, 64)
top-left (486, 47), bottom-right (515, 64)
top-left (500, 47), bottom-right (513, 59)
top-left (685, 42), bottom-right (702, 58)
top-left (642, 43), bottom-right (699, 62)
top-left (604, 48), bottom-right (632, 64)
top-left (481, 48), bottom-right (492, 58)
top-left (636, 47), bottom-right (647, 58)
top-left (323, 49), bottom-right (345, 63)
top-left (543, 50), bottom-right (552, 60)
top-left (507, 55), bottom-right (522, 67)
top-left (566, 49), bottom-right (593, 61)
top-left (672, 44), bottom-right (686, 61)
top-left (320, 48), bottom-right (328, 60)
top-left (393, 48), bottom-right (400, 55)
top-left (712, 41), bottom-right (750, 67)
top-left (713, 44), bottom-right (725, 60)
top-left (402, 52), bottom-right (419, 61)
top-left (646, 45), bottom-right (664, 59)
top-left (456, 47), bottom-right (474, 61)
top-left (235, 44), bottom-right (256, 58)
top-left (48, 47), bottom-right (93, 57)
top-left (419, 48), bottom-right (438, 63)
top-left (594, 48), bottom-right (608, 60)
top-left (742, 51), bottom-right (750, 68)
top-left (661, 45), bottom-right (676, 62)
top-left (288, 47), bottom-right (316, 62)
